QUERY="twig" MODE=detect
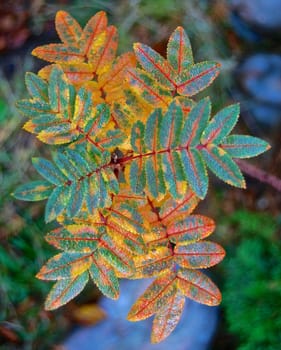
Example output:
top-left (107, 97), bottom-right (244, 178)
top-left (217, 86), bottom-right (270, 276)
top-left (236, 159), bottom-right (281, 192)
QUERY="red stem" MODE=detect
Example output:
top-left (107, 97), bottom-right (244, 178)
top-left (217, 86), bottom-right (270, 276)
top-left (236, 159), bottom-right (281, 192)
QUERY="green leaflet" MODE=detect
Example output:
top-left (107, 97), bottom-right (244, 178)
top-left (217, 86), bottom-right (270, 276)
top-left (49, 66), bottom-right (72, 118)
top-left (176, 61), bottom-right (221, 96)
top-left (72, 87), bottom-right (93, 128)
top-left (45, 271), bottom-right (89, 310)
top-left (83, 103), bottom-right (110, 134)
top-left (25, 72), bottom-right (48, 101)
top-left (167, 26), bottom-right (193, 74)
top-left (32, 157), bottom-right (67, 185)
top-left (89, 254), bottom-right (120, 299)
top-left (221, 135), bottom-right (270, 158)
top-left (134, 43), bottom-right (176, 89)
top-left (201, 104), bottom-right (240, 145)
top-left (201, 145), bottom-right (245, 188)
top-left (36, 251), bottom-right (92, 280)
top-left (127, 68), bottom-right (172, 107)
top-left (16, 99), bottom-right (52, 117)
top-left (46, 225), bottom-right (100, 251)
top-left (13, 180), bottom-right (54, 201)
top-left (45, 185), bottom-right (71, 223)
top-left (99, 235), bottom-right (134, 274)
top-left (181, 148), bottom-right (208, 199)
top-left (180, 97), bottom-right (210, 147)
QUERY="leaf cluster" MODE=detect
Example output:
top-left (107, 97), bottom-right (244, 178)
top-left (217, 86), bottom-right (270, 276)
top-left (14, 11), bottom-right (269, 343)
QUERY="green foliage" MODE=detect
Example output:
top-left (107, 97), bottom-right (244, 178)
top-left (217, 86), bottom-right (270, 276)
top-left (222, 211), bottom-right (281, 349)
top-left (13, 10), bottom-right (270, 343)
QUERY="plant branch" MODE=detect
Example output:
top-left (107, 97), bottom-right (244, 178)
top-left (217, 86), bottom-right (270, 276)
top-left (236, 159), bottom-right (281, 192)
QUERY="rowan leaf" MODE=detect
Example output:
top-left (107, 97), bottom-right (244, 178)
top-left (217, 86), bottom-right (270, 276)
top-left (167, 26), bottom-right (193, 74)
top-left (14, 13), bottom-right (272, 344)
top-left (177, 61), bottom-right (221, 96)
top-left (45, 271), bottom-right (89, 310)
top-left (151, 291), bottom-right (185, 343)
top-left (13, 180), bottom-right (54, 201)
top-left (177, 269), bottom-right (221, 306)
top-left (221, 135), bottom-right (271, 158)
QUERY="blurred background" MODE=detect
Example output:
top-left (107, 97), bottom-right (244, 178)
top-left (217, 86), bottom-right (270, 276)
top-left (0, 0), bottom-right (281, 349)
